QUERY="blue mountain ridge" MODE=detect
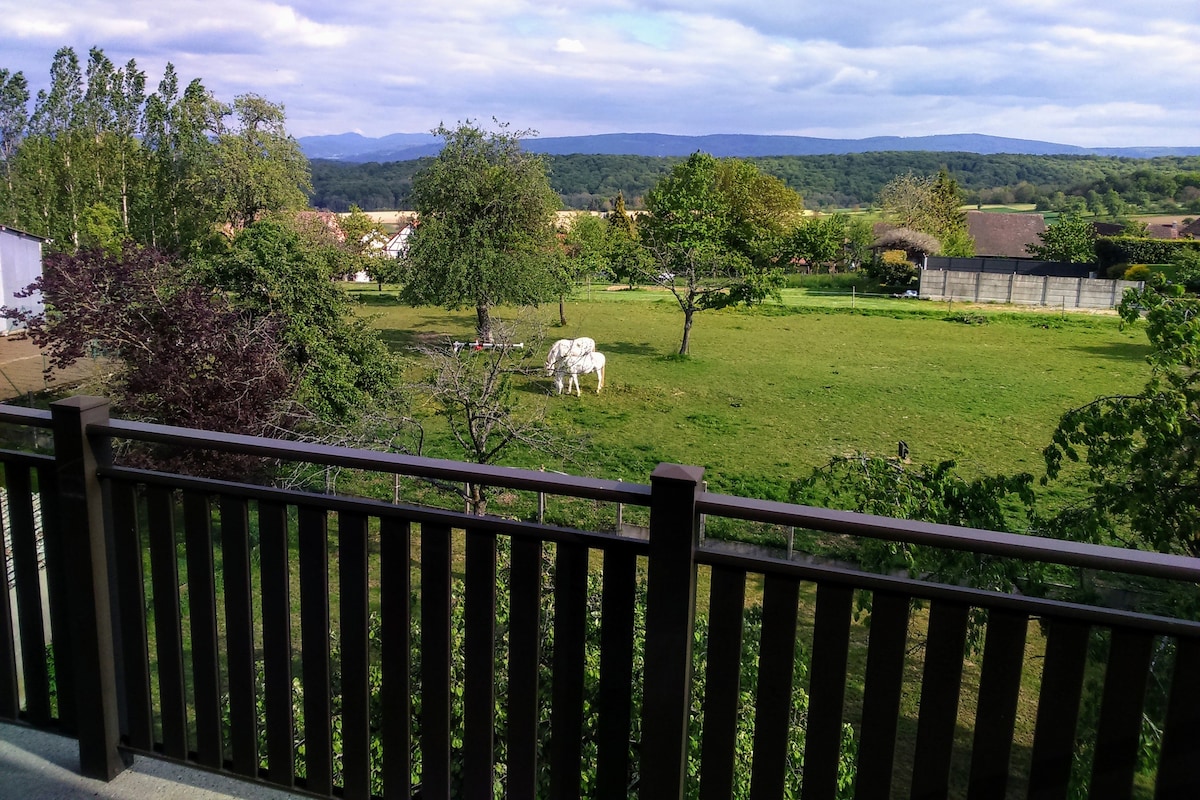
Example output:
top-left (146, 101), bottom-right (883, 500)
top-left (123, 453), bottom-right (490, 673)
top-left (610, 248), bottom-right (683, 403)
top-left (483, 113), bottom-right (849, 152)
top-left (297, 132), bottom-right (1200, 162)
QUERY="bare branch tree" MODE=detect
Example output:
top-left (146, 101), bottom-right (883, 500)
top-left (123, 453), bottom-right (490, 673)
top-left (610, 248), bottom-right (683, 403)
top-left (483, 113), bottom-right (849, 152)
top-left (411, 317), bottom-right (582, 514)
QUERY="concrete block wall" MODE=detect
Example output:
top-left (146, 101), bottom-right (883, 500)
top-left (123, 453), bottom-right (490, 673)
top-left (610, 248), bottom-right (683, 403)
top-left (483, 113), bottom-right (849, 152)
top-left (919, 269), bottom-right (1141, 309)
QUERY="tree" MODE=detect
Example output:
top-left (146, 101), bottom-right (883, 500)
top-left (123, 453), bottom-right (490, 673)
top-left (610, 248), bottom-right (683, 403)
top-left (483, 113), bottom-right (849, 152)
top-left (196, 214), bottom-right (398, 424)
top-left (0, 68), bottom-right (29, 222)
top-left (783, 214), bottom-right (847, 273)
top-left (642, 152), bottom-right (801, 354)
top-left (401, 121), bottom-right (561, 342)
top-left (606, 191), bottom-right (652, 287)
top-left (1026, 213), bottom-right (1097, 263)
top-left (337, 204), bottom-right (395, 289)
top-left (196, 94), bottom-right (311, 231)
top-left (1043, 286), bottom-right (1200, 555)
top-left (878, 169), bottom-right (975, 257)
top-left (558, 213), bottom-right (609, 323)
top-left (3, 244), bottom-right (291, 477)
top-left (413, 323), bottom-right (565, 514)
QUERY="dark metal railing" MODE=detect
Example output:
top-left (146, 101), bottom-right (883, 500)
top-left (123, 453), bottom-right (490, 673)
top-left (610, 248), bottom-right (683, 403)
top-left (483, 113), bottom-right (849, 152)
top-left (1, 397), bottom-right (1199, 799)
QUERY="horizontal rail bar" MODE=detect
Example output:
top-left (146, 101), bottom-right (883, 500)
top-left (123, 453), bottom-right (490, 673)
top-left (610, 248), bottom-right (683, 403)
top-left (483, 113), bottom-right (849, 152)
top-left (0, 449), bottom-right (55, 468)
top-left (697, 542), bottom-right (1200, 638)
top-left (0, 405), bottom-right (52, 428)
top-left (91, 419), bottom-right (652, 505)
top-left (698, 492), bottom-right (1200, 583)
top-left (100, 465), bottom-right (651, 555)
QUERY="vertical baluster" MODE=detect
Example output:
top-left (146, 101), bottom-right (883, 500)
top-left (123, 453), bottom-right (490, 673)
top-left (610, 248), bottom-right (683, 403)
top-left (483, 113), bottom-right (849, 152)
top-left (749, 573), bottom-right (801, 800)
top-left (968, 609), bottom-right (1029, 800)
top-left (1028, 618), bottom-right (1091, 800)
top-left (298, 506), bottom-right (332, 795)
top-left (147, 486), bottom-right (187, 760)
top-left (339, 511), bottom-right (371, 800)
top-left (910, 600), bottom-right (970, 799)
top-left (699, 566), bottom-right (746, 800)
top-left (549, 540), bottom-right (588, 800)
top-left (7, 465), bottom-right (50, 725)
top-left (258, 500), bottom-right (294, 787)
top-left (220, 494), bottom-right (258, 777)
top-left (420, 522), bottom-right (452, 798)
top-left (506, 537), bottom-right (542, 798)
top-left (381, 516), bottom-right (412, 799)
top-left (855, 592), bottom-right (911, 800)
top-left (183, 492), bottom-right (222, 769)
top-left (463, 528), bottom-right (497, 799)
top-left (112, 481), bottom-right (152, 751)
top-left (802, 583), bottom-right (854, 800)
top-left (595, 548), bottom-right (637, 798)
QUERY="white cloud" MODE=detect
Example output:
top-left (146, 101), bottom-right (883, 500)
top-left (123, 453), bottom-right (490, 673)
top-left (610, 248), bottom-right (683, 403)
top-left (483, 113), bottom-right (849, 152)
top-left (0, 0), bottom-right (1196, 145)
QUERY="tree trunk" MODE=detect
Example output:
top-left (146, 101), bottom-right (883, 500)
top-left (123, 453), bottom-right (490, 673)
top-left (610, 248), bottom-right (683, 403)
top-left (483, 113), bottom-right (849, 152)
top-left (559, 294), bottom-right (567, 326)
top-left (476, 304), bottom-right (493, 343)
top-left (679, 309), bottom-right (694, 355)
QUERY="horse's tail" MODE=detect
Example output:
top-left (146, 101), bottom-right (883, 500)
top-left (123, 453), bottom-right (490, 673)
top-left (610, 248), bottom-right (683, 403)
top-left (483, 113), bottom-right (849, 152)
top-left (595, 352), bottom-right (606, 393)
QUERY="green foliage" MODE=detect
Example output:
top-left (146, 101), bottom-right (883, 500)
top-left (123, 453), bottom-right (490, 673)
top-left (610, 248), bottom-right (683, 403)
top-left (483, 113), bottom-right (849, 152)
top-left (1026, 214), bottom-right (1098, 263)
top-left (312, 152), bottom-right (1200, 215)
top-left (1095, 237), bottom-right (1200, 270)
top-left (945, 311), bottom-right (988, 325)
top-left (401, 121), bottom-right (561, 341)
top-left (284, 540), bottom-right (856, 798)
top-left (792, 454), bottom-right (1037, 592)
top-left (197, 214), bottom-right (398, 423)
top-left (643, 152), bottom-right (801, 353)
top-left (0, 46), bottom-right (311, 255)
top-left (1044, 287), bottom-right (1200, 555)
top-left (877, 169), bottom-right (974, 256)
top-left (864, 250), bottom-right (918, 287)
top-left (1123, 264), bottom-right (1152, 281)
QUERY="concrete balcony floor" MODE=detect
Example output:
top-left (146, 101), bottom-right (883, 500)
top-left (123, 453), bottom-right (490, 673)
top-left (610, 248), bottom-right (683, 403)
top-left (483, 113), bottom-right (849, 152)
top-left (0, 721), bottom-right (308, 800)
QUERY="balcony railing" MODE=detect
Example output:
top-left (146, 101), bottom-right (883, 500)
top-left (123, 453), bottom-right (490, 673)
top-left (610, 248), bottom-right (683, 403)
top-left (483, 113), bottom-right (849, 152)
top-left (1, 396), bottom-right (1199, 799)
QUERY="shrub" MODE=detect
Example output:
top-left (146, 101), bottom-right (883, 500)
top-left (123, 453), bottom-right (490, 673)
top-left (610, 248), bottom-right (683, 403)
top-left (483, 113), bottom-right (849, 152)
top-left (1123, 264), bottom-right (1152, 281)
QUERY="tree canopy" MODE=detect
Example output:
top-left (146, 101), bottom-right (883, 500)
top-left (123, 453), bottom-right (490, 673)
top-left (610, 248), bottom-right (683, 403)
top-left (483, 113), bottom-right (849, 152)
top-left (400, 121), bottom-right (561, 341)
top-left (0, 46), bottom-right (311, 254)
top-left (1026, 213), bottom-right (1098, 263)
top-left (877, 169), bottom-right (974, 257)
top-left (642, 152), bottom-right (803, 354)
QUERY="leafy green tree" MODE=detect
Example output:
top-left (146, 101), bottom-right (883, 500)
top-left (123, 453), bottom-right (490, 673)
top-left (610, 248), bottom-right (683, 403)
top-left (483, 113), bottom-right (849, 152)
top-left (197, 214), bottom-right (398, 423)
top-left (606, 191), bottom-right (652, 287)
top-left (643, 152), bottom-right (801, 354)
top-left (197, 94), bottom-right (311, 231)
top-left (1026, 213), bottom-right (1097, 263)
top-left (401, 121), bottom-right (561, 342)
top-left (783, 213), bottom-right (847, 273)
top-left (558, 213), bottom-right (609, 322)
top-left (1044, 286), bottom-right (1200, 555)
top-left (337, 204), bottom-right (395, 288)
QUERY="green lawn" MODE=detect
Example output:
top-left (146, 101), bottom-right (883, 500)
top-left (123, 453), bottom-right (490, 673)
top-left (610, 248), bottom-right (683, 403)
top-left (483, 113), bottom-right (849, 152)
top-left (351, 286), bottom-right (1151, 509)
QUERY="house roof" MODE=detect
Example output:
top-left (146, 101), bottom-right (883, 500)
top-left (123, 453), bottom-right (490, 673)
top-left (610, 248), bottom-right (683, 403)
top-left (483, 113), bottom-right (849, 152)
top-left (964, 211), bottom-right (1046, 258)
top-left (1180, 218), bottom-right (1200, 239)
top-left (0, 225), bottom-right (48, 243)
top-left (1092, 220), bottom-right (1180, 240)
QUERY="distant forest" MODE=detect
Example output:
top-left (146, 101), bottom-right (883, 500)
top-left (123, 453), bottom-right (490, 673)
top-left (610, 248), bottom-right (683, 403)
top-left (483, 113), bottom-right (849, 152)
top-left (309, 152), bottom-right (1200, 215)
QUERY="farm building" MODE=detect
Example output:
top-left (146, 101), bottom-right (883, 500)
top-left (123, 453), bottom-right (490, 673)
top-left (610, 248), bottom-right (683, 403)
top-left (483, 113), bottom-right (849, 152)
top-left (0, 226), bottom-right (44, 334)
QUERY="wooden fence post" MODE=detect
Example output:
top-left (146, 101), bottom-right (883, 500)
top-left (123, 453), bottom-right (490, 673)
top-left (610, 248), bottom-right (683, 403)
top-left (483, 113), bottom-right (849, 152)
top-left (50, 396), bottom-right (128, 780)
top-left (639, 463), bottom-right (704, 800)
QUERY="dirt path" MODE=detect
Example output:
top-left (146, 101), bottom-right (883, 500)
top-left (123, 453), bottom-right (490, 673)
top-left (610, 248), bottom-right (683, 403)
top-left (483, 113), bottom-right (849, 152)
top-left (0, 335), bottom-right (100, 402)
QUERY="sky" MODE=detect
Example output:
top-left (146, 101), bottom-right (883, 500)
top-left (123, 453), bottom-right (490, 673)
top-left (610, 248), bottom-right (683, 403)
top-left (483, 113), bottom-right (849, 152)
top-left (1, 0), bottom-right (1198, 148)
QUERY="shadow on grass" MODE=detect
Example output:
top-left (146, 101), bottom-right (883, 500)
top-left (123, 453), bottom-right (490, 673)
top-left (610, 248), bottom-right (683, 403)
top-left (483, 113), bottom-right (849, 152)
top-left (1072, 341), bottom-right (1152, 362)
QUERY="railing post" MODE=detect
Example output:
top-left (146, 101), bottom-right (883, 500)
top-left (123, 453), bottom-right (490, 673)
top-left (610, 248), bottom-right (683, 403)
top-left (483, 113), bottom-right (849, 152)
top-left (639, 462), bottom-right (704, 800)
top-left (50, 396), bottom-right (127, 780)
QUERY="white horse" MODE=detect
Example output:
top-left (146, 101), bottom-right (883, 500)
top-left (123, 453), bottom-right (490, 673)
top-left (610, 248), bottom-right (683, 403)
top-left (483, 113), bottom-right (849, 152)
top-left (552, 351), bottom-right (606, 396)
top-left (544, 336), bottom-right (596, 373)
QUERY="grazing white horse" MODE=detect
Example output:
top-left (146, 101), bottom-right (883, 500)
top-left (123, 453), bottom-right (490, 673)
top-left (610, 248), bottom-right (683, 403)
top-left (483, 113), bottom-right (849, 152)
top-left (544, 336), bottom-right (596, 373)
top-left (552, 351), bottom-right (606, 396)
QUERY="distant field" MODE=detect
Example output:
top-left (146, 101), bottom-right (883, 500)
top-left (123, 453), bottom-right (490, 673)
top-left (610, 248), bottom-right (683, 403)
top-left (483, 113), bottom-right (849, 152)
top-left (351, 287), bottom-right (1150, 507)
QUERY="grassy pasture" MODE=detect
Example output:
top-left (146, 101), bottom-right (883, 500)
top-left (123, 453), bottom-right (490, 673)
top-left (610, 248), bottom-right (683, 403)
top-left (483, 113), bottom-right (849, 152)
top-left (353, 286), bottom-right (1151, 507)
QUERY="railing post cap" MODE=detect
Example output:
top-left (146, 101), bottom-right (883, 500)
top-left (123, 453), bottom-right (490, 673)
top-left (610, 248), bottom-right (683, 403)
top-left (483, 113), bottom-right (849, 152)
top-left (650, 463), bottom-right (705, 484)
top-left (51, 396), bottom-right (110, 413)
